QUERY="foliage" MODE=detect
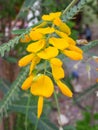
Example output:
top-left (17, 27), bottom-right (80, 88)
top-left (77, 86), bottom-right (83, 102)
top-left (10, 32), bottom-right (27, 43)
top-left (0, 0), bottom-right (98, 130)
top-left (76, 112), bottom-right (98, 130)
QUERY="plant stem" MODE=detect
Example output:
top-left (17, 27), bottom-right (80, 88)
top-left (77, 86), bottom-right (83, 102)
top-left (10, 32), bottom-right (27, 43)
top-left (54, 91), bottom-right (63, 129)
top-left (62, 0), bottom-right (78, 15)
top-left (44, 60), bottom-right (47, 75)
top-left (25, 94), bottom-right (31, 130)
top-left (34, 119), bottom-right (39, 130)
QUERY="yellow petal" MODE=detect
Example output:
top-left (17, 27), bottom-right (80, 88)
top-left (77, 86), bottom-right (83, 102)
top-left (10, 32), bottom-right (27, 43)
top-left (20, 34), bottom-right (31, 43)
top-left (51, 66), bottom-right (64, 80)
top-left (56, 80), bottom-right (73, 97)
top-left (42, 12), bottom-right (61, 21)
top-left (18, 53), bottom-right (34, 67)
top-left (49, 37), bottom-right (69, 50)
top-left (31, 75), bottom-right (54, 98)
top-left (32, 22), bottom-right (47, 30)
top-left (29, 30), bottom-right (43, 41)
top-left (63, 50), bottom-right (83, 60)
top-left (27, 39), bottom-right (46, 53)
top-left (53, 17), bottom-right (62, 26)
top-left (37, 96), bottom-right (44, 118)
top-left (59, 22), bottom-right (71, 35)
top-left (29, 56), bottom-right (40, 75)
top-left (55, 19), bottom-right (71, 35)
top-left (21, 75), bottom-right (34, 90)
top-left (36, 27), bottom-right (54, 34)
top-left (50, 58), bottom-right (63, 67)
top-left (55, 30), bottom-right (76, 45)
top-left (68, 45), bottom-right (83, 54)
top-left (55, 30), bottom-right (68, 38)
top-left (37, 47), bottom-right (58, 59)
top-left (66, 37), bottom-right (76, 45)
top-left (50, 58), bottom-right (64, 80)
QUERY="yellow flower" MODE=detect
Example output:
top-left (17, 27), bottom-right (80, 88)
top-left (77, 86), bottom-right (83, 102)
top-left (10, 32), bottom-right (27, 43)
top-left (21, 74), bottom-right (34, 90)
top-left (27, 39), bottom-right (46, 53)
top-left (68, 45), bottom-right (83, 54)
top-left (55, 30), bottom-right (76, 45)
top-left (29, 30), bottom-right (43, 41)
top-left (35, 27), bottom-right (55, 34)
top-left (56, 80), bottom-right (73, 97)
top-left (37, 46), bottom-right (58, 59)
top-left (29, 56), bottom-right (40, 75)
top-left (50, 58), bottom-right (64, 80)
top-left (18, 53), bottom-right (35, 67)
top-left (49, 37), bottom-right (69, 50)
top-left (50, 57), bottom-right (63, 66)
top-left (53, 18), bottom-right (71, 35)
top-left (32, 22), bottom-right (47, 30)
top-left (38, 96), bottom-right (44, 118)
top-left (55, 30), bottom-right (68, 38)
top-left (31, 74), bottom-right (54, 118)
top-left (66, 37), bottom-right (76, 45)
top-left (42, 12), bottom-right (61, 21)
top-left (63, 50), bottom-right (83, 60)
top-left (20, 34), bottom-right (31, 43)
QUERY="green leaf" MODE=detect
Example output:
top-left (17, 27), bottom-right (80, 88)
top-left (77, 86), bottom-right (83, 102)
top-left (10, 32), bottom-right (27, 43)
top-left (12, 29), bottom-right (26, 35)
top-left (17, 0), bottom-right (37, 19)
top-left (10, 104), bottom-right (58, 130)
top-left (73, 83), bottom-right (98, 102)
top-left (0, 78), bottom-right (10, 93)
top-left (0, 65), bottom-right (29, 120)
top-left (82, 40), bottom-right (98, 52)
top-left (3, 56), bottom-right (17, 63)
top-left (63, 0), bottom-right (89, 21)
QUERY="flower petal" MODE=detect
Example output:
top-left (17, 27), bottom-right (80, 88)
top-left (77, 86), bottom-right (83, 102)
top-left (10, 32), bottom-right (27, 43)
top-left (29, 30), bottom-right (43, 41)
top-left (59, 22), bottom-right (71, 35)
top-left (55, 30), bottom-right (68, 38)
top-left (21, 75), bottom-right (34, 90)
top-left (50, 58), bottom-right (63, 67)
top-left (31, 75), bottom-right (54, 97)
top-left (68, 45), bottom-right (83, 54)
top-left (32, 22), bottom-right (47, 30)
top-left (53, 17), bottom-right (62, 26)
top-left (49, 37), bottom-right (69, 50)
top-left (37, 46), bottom-right (58, 59)
top-left (20, 34), bottom-right (31, 43)
top-left (50, 58), bottom-right (64, 80)
top-left (27, 39), bottom-right (46, 53)
top-left (18, 53), bottom-right (34, 67)
top-left (51, 66), bottom-right (64, 80)
top-left (63, 50), bottom-right (83, 60)
top-left (56, 80), bottom-right (73, 97)
top-left (36, 27), bottom-right (54, 34)
top-left (66, 37), bottom-right (76, 45)
top-left (37, 96), bottom-right (44, 118)
top-left (42, 12), bottom-right (61, 21)
top-left (29, 56), bottom-right (40, 75)
top-left (54, 18), bottom-right (71, 35)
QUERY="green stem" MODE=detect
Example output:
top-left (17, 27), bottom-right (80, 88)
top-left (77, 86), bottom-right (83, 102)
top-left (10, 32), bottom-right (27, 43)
top-left (44, 60), bottom-right (47, 75)
top-left (54, 91), bottom-right (63, 129)
top-left (62, 0), bottom-right (78, 15)
top-left (34, 119), bottom-right (39, 130)
top-left (25, 94), bottom-right (31, 130)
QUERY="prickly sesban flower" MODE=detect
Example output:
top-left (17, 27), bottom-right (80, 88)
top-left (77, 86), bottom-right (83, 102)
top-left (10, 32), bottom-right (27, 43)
top-left (18, 12), bottom-right (83, 118)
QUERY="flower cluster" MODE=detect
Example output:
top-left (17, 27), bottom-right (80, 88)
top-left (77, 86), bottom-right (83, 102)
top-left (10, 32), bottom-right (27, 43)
top-left (18, 12), bottom-right (83, 118)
